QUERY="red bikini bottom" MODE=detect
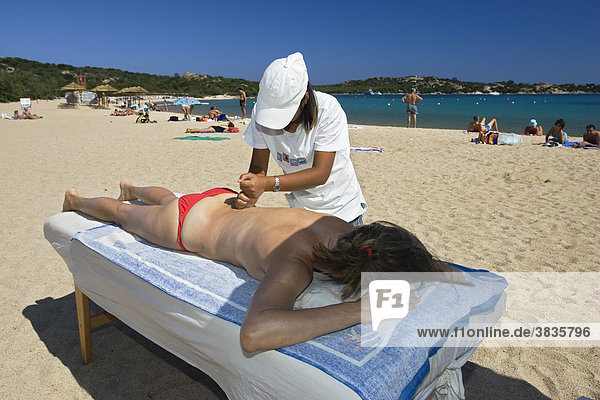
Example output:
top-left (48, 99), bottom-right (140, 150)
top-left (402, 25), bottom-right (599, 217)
top-left (177, 188), bottom-right (237, 251)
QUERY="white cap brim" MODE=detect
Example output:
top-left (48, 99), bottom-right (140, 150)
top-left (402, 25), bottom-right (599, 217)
top-left (254, 92), bottom-right (301, 130)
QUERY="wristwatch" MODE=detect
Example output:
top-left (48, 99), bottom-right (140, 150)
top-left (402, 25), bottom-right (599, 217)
top-left (273, 176), bottom-right (280, 192)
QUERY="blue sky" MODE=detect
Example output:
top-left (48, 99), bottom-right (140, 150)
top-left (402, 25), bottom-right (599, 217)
top-left (1, 0), bottom-right (598, 85)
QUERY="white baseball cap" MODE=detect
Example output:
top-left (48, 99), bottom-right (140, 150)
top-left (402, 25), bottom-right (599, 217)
top-left (254, 52), bottom-right (309, 129)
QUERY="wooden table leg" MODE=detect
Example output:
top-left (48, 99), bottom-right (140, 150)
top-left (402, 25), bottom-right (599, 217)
top-left (74, 285), bottom-right (92, 364)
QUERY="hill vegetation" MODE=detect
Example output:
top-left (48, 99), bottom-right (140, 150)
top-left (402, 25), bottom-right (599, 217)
top-left (315, 76), bottom-right (600, 95)
top-left (1, 57), bottom-right (598, 103)
top-left (0, 57), bottom-right (259, 103)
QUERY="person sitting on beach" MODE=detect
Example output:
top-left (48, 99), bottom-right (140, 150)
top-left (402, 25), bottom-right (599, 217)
top-left (208, 105), bottom-right (230, 121)
top-left (22, 107), bottom-right (42, 119)
top-left (467, 115), bottom-right (499, 133)
top-left (524, 119), bottom-right (543, 136)
top-left (401, 88), bottom-right (423, 128)
top-left (545, 119), bottom-right (567, 145)
top-left (62, 180), bottom-right (458, 352)
top-left (185, 122), bottom-right (239, 133)
top-left (575, 124), bottom-right (600, 148)
top-left (468, 115), bottom-right (499, 144)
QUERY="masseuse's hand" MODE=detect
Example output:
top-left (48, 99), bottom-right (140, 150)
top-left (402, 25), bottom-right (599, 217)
top-left (238, 172), bottom-right (266, 198)
top-left (234, 192), bottom-right (258, 209)
top-left (234, 172), bottom-right (265, 209)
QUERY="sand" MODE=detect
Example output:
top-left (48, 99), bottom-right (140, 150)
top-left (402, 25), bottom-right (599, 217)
top-left (0, 99), bottom-right (598, 399)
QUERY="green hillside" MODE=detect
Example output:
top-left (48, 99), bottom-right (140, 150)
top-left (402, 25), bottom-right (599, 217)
top-left (0, 57), bottom-right (259, 102)
top-left (1, 57), bottom-right (598, 103)
top-left (315, 76), bottom-right (600, 95)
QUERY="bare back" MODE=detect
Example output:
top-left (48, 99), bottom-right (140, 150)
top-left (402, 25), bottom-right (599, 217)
top-left (179, 193), bottom-right (353, 280)
top-left (583, 130), bottom-right (600, 145)
top-left (402, 93), bottom-right (422, 106)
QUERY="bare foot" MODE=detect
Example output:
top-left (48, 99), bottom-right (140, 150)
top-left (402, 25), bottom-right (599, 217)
top-left (118, 180), bottom-right (138, 201)
top-left (63, 188), bottom-right (78, 212)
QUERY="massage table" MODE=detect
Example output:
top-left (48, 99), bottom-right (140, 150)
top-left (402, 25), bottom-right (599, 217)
top-left (44, 211), bottom-right (507, 400)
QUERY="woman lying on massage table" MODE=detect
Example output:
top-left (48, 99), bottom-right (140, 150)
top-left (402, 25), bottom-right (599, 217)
top-left (62, 180), bottom-right (455, 353)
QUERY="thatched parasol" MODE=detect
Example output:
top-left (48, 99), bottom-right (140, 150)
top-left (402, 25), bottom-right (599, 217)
top-left (91, 85), bottom-right (118, 108)
top-left (116, 86), bottom-right (150, 108)
top-left (116, 86), bottom-right (149, 95)
top-left (90, 84), bottom-right (118, 93)
top-left (60, 82), bottom-right (85, 91)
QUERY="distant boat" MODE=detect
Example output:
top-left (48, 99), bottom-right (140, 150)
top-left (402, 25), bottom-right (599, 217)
top-left (489, 91), bottom-right (500, 95)
top-left (364, 88), bottom-right (382, 96)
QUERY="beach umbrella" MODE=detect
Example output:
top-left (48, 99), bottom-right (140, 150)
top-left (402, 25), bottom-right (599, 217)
top-left (91, 85), bottom-right (118, 108)
top-left (116, 86), bottom-right (150, 107)
top-left (60, 82), bottom-right (86, 104)
top-left (173, 96), bottom-right (203, 106)
top-left (90, 84), bottom-right (118, 93)
top-left (60, 82), bottom-right (85, 91)
top-left (116, 86), bottom-right (149, 95)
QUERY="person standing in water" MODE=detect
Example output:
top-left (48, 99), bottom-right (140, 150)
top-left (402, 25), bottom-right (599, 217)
top-left (401, 88), bottom-right (423, 128)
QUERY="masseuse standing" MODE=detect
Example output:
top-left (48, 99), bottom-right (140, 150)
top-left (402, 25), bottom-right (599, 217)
top-left (235, 52), bottom-right (367, 225)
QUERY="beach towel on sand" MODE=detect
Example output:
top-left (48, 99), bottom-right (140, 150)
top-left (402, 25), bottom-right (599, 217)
top-left (74, 224), bottom-right (507, 400)
top-left (350, 146), bottom-right (383, 152)
top-left (174, 136), bottom-right (230, 141)
top-left (557, 141), bottom-right (600, 149)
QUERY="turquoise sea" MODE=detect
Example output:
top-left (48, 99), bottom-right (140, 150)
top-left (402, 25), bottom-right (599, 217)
top-left (166, 94), bottom-right (600, 134)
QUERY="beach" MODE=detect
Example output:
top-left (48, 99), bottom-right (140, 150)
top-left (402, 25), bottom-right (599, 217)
top-left (1, 99), bottom-right (598, 399)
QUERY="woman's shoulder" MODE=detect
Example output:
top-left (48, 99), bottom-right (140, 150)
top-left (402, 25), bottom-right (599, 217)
top-left (314, 91), bottom-right (340, 108)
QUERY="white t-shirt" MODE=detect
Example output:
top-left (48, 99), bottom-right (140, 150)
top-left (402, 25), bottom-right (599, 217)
top-left (243, 91), bottom-right (367, 222)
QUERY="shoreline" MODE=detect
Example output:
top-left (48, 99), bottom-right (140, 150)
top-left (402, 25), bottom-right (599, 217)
top-left (315, 91), bottom-right (600, 95)
top-left (5, 98), bottom-right (589, 139)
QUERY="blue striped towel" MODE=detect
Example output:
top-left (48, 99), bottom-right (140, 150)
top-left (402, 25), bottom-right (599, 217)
top-left (74, 224), bottom-right (506, 400)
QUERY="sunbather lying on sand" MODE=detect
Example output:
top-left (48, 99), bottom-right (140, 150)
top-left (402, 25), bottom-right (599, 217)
top-left (62, 180), bottom-right (456, 352)
top-left (111, 108), bottom-right (137, 116)
top-left (545, 119), bottom-right (567, 145)
top-left (185, 122), bottom-right (238, 133)
top-left (574, 124), bottom-right (600, 148)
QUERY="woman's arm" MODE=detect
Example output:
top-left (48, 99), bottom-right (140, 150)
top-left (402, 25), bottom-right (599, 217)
top-left (235, 148), bottom-right (270, 208)
top-left (546, 126), bottom-right (556, 142)
top-left (240, 257), bottom-right (361, 353)
top-left (247, 147), bottom-right (270, 175)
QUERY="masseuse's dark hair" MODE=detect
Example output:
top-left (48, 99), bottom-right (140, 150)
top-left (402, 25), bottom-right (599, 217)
top-left (298, 83), bottom-right (318, 132)
top-left (313, 221), bottom-right (456, 299)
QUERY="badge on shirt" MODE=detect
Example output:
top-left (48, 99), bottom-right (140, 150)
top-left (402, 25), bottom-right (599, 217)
top-left (277, 152), bottom-right (283, 161)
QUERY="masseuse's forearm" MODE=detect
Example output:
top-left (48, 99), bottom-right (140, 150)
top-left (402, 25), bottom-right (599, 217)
top-left (248, 148), bottom-right (271, 175)
top-left (265, 150), bottom-right (335, 192)
top-left (268, 167), bottom-right (329, 192)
